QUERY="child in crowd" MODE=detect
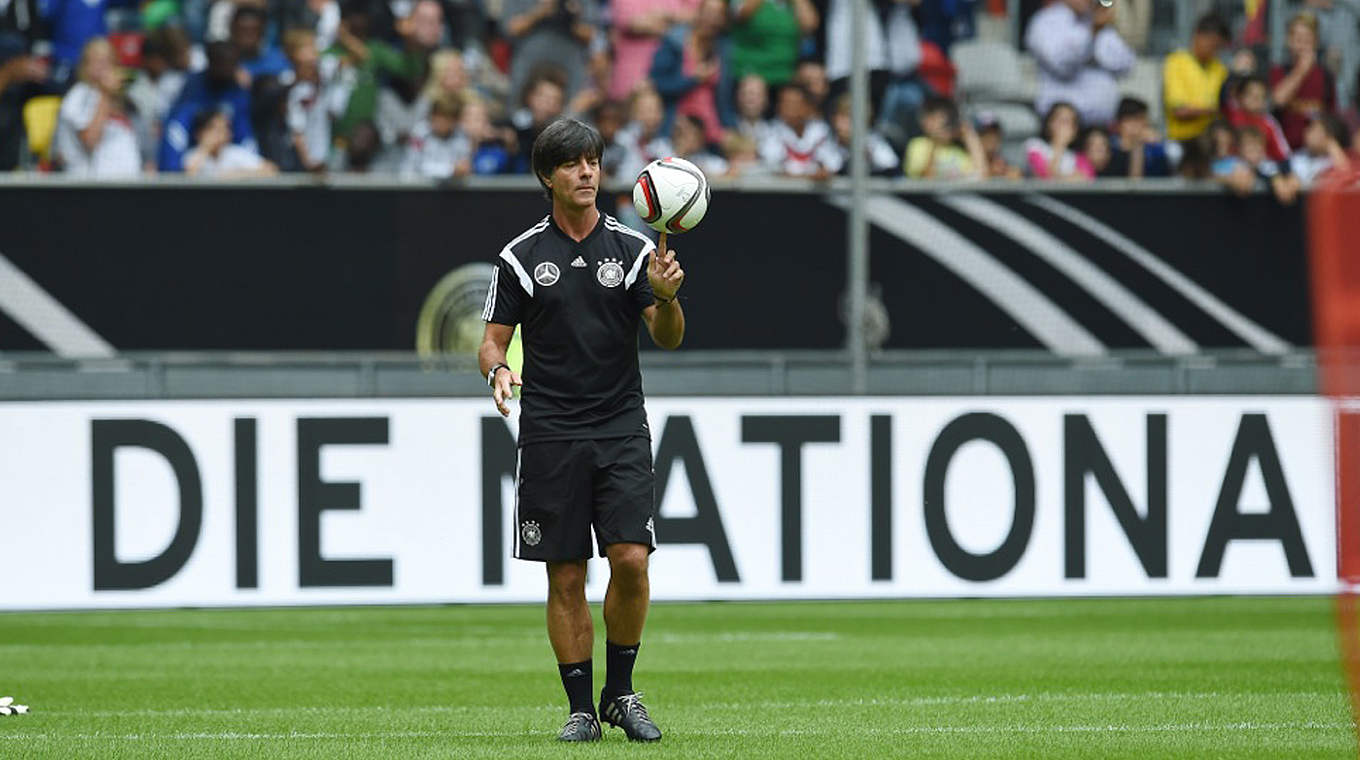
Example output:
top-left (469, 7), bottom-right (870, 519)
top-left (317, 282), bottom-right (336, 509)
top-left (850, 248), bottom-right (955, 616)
top-left (1213, 125), bottom-right (1300, 203)
top-left (184, 108), bottom-right (277, 177)
top-left (592, 99), bottom-right (628, 180)
top-left (461, 96), bottom-right (514, 175)
top-left (974, 112), bottom-right (1021, 179)
top-left (1081, 127), bottom-right (1112, 177)
top-left (1290, 113), bottom-right (1352, 185)
top-left (904, 95), bottom-right (984, 179)
top-left (1105, 97), bottom-right (1171, 178)
top-left (1225, 75), bottom-right (1291, 162)
top-left (760, 83), bottom-right (842, 178)
top-left (721, 132), bottom-right (769, 177)
top-left (401, 93), bottom-right (471, 179)
top-left (670, 113), bottom-right (728, 177)
top-left (828, 93), bottom-right (899, 175)
top-left (734, 73), bottom-right (773, 146)
top-left (1025, 101), bottom-right (1093, 180)
top-left (55, 37), bottom-right (143, 178)
top-left (616, 86), bottom-right (674, 181)
top-left (283, 29), bottom-right (332, 172)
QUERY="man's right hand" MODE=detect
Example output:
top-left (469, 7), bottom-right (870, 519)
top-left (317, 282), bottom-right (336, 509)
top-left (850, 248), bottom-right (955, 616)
top-left (492, 367), bottom-right (523, 417)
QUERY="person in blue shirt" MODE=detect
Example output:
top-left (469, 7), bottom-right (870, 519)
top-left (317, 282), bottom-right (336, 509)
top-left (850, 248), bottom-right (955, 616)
top-left (158, 42), bottom-right (255, 171)
top-left (41, 0), bottom-right (135, 77)
top-left (1104, 96), bottom-right (1172, 178)
top-left (230, 5), bottom-right (290, 82)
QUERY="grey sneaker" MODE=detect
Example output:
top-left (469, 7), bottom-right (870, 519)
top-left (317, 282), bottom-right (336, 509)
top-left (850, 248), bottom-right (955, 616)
top-left (557, 711), bottom-right (602, 742)
top-left (599, 691), bottom-right (661, 742)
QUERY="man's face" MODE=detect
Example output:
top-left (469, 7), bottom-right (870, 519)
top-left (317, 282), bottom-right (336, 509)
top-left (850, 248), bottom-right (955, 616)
top-left (206, 46), bottom-right (240, 86)
top-left (408, 0), bottom-right (444, 49)
top-left (290, 40), bottom-right (319, 76)
top-left (796, 63), bottom-right (828, 104)
top-left (1240, 134), bottom-right (1266, 164)
top-left (1191, 31), bottom-right (1223, 62)
top-left (230, 16), bottom-right (264, 56)
top-left (547, 155), bottom-right (600, 211)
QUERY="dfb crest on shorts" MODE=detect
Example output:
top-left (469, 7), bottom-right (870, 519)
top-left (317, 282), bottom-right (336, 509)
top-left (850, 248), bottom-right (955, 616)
top-left (534, 262), bottom-right (560, 287)
top-left (520, 520), bottom-right (542, 547)
top-left (596, 258), bottom-right (625, 288)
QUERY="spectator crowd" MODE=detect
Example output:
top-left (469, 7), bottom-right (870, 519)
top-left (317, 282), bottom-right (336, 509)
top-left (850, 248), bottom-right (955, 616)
top-left (0, 0), bottom-right (1357, 195)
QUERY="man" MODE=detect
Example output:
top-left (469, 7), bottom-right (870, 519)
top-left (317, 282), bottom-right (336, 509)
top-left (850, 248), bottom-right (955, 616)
top-left (1163, 12), bottom-right (1229, 144)
top-left (478, 118), bottom-right (685, 743)
top-left (159, 42), bottom-right (255, 172)
top-left (1025, 0), bottom-right (1134, 127)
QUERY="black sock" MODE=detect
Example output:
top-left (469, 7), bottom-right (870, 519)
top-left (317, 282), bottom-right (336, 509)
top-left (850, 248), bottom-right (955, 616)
top-left (604, 641), bottom-right (640, 698)
top-left (558, 660), bottom-right (594, 714)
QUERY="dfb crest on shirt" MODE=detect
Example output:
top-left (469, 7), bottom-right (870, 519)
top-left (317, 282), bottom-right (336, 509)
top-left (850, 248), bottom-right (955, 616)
top-left (534, 262), bottom-right (560, 287)
top-left (596, 258), bottom-right (625, 288)
top-left (521, 520), bottom-right (542, 547)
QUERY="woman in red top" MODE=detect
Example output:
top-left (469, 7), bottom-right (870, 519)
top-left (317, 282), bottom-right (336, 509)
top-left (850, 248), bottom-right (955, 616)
top-left (1269, 12), bottom-right (1337, 149)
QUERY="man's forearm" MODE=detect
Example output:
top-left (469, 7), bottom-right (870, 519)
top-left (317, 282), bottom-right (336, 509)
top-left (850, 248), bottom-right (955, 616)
top-left (649, 301), bottom-right (685, 349)
top-left (479, 339), bottom-right (509, 377)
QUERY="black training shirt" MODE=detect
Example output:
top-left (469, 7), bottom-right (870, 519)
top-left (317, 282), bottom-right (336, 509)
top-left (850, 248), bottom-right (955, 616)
top-left (483, 213), bottom-right (657, 444)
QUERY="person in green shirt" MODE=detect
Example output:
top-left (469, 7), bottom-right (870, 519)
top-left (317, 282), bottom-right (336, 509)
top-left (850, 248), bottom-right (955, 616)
top-left (327, 0), bottom-right (436, 140)
top-left (727, 0), bottom-right (818, 88)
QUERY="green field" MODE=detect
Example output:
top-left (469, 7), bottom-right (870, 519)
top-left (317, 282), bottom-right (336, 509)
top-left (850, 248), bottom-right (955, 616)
top-left (0, 597), bottom-right (1353, 759)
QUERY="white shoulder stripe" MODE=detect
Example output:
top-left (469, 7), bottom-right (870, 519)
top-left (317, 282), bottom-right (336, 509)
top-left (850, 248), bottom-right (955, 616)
top-left (498, 217), bottom-right (549, 297)
top-left (482, 266), bottom-right (498, 321)
top-left (604, 217), bottom-right (656, 288)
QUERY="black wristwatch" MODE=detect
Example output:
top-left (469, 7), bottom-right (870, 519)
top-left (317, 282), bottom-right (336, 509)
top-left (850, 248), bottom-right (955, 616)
top-left (487, 363), bottom-right (511, 388)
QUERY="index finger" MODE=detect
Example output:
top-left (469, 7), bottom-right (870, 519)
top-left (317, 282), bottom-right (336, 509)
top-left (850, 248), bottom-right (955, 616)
top-left (657, 232), bottom-right (667, 260)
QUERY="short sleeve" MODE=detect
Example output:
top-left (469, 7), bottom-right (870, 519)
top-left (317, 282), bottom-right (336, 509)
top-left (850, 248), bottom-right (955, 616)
top-left (625, 238), bottom-right (658, 313)
top-left (483, 255), bottom-right (530, 325)
top-left (59, 84), bottom-right (99, 131)
top-left (904, 137), bottom-right (932, 177)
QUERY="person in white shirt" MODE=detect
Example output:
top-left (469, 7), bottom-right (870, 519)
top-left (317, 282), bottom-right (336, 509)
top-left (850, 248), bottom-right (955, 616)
top-left (126, 27), bottom-right (189, 141)
top-left (615, 86), bottom-right (674, 182)
top-left (828, 93), bottom-right (898, 175)
top-left (184, 108), bottom-right (278, 178)
top-left (1290, 113), bottom-right (1353, 185)
top-left (1025, 0), bottom-right (1135, 128)
top-left (401, 93), bottom-right (472, 179)
top-left (54, 37), bottom-right (143, 178)
top-left (759, 82), bottom-right (843, 178)
top-left (734, 73), bottom-right (773, 146)
top-left (282, 29), bottom-right (334, 172)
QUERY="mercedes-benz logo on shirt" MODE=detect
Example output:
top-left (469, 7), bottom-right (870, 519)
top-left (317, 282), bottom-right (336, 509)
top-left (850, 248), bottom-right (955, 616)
top-left (534, 262), bottom-right (560, 286)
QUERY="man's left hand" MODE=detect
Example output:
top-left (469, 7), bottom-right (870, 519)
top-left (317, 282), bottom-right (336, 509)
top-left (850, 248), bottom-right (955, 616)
top-left (649, 232), bottom-right (684, 302)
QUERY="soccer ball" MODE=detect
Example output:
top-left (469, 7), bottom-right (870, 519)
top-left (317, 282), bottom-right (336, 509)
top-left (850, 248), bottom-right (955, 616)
top-left (632, 157), bottom-right (710, 234)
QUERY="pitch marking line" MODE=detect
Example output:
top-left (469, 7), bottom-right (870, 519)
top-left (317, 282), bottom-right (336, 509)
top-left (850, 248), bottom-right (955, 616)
top-left (56, 690), bottom-right (1339, 718)
top-left (0, 721), bottom-right (1348, 741)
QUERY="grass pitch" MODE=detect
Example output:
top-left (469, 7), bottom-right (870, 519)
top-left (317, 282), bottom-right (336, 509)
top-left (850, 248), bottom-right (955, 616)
top-left (0, 597), bottom-right (1352, 759)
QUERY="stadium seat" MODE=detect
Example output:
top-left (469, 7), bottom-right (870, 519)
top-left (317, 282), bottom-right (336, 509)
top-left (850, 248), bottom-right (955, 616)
top-left (1119, 57), bottom-right (1165, 129)
top-left (952, 40), bottom-right (1029, 102)
top-left (22, 96), bottom-right (61, 164)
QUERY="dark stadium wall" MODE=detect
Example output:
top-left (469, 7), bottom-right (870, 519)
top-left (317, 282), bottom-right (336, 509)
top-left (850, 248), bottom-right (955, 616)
top-left (0, 187), bottom-right (1309, 352)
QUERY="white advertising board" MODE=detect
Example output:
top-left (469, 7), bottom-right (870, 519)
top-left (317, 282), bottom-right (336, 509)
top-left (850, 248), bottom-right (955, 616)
top-left (0, 397), bottom-right (1337, 609)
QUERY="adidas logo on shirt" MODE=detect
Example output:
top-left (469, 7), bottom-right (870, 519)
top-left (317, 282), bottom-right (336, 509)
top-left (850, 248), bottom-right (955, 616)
top-left (570, 256), bottom-right (587, 268)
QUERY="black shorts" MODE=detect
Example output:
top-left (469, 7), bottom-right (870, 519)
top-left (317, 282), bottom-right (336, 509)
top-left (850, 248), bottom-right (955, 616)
top-left (514, 435), bottom-right (657, 562)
